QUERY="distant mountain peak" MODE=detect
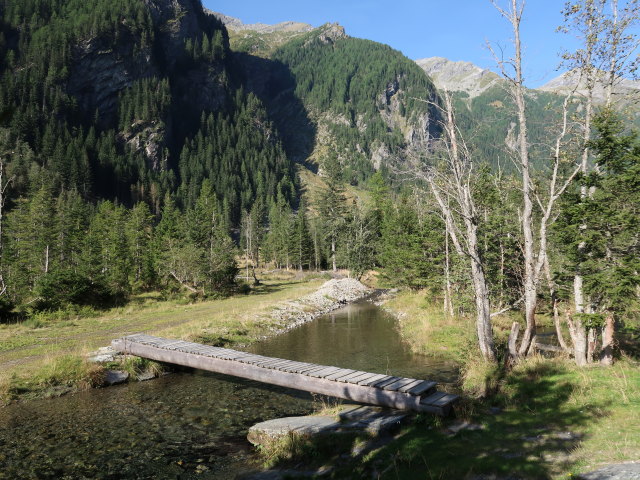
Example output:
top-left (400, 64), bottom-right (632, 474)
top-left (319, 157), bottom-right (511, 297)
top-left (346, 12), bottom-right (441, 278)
top-left (210, 11), bottom-right (315, 34)
top-left (415, 57), bottom-right (502, 97)
top-left (538, 68), bottom-right (640, 102)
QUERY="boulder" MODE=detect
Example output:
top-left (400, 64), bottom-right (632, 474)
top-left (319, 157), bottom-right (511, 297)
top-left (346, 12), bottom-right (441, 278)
top-left (104, 370), bottom-right (129, 386)
top-left (247, 406), bottom-right (408, 446)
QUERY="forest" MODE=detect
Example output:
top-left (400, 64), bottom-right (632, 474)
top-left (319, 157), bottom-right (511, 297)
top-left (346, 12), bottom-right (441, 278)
top-left (0, 0), bottom-right (638, 376)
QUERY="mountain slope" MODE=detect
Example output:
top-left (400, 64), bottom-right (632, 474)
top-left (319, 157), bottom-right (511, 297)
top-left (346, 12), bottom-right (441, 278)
top-left (0, 0), bottom-right (295, 218)
top-left (228, 22), bottom-right (442, 184)
top-left (416, 57), bottom-right (502, 98)
top-left (539, 69), bottom-right (640, 105)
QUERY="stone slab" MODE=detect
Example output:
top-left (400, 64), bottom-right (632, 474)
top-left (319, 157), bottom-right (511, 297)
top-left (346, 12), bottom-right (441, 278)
top-left (248, 406), bottom-right (409, 445)
top-left (578, 463), bottom-right (640, 480)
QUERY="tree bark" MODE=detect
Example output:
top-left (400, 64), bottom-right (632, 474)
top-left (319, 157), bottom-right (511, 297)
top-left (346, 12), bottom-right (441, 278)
top-left (444, 222), bottom-right (454, 317)
top-left (505, 321), bottom-right (520, 368)
top-left (566, 310), bottom-right (588, 366)
top-left (600, 314), bottom-right (614, 365)
top-left (587, 327), bottom-right (597, 363)
top-left (425, 90), bottom-right (497, 363)
top-left (331, 236), bottom-right (337, 272)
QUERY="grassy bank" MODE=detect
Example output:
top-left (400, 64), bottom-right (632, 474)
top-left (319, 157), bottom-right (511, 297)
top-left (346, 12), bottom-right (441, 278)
top-left (0, 273), bottom-right (328, 405)
top-left (379, 290), bottom-right (640, 478)
top-left (258, 289), bottom-right (640, 478)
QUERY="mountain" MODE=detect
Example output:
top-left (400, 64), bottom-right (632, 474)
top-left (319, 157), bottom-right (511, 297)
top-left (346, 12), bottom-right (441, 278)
top-left (0, 0), bottom-right (296, 219)
top-left (228, 22), bottom-right (441, 184)
top-left (0, 0), bottom-right (447, 231)
top-left (539, 69), bottom-right (640, 104)
top-left (415, 57), bottom-right (503, 98)
top-left (211, 12), bottom-right (314, 57)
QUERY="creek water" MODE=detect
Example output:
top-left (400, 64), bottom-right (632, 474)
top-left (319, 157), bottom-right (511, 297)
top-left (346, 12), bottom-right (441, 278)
top-left (0, 301), bottom-right (458, 479)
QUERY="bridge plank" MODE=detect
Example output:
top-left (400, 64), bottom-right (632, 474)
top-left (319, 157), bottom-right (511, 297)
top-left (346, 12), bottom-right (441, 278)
top-left (308, 366), bottom-right (342, 378)
top-left (337, 371), bottom-right (370, 383)
top-left (341, 372), bottom-right (373, 383)
top-left (264, 360), bottom-right (294, 369)
top-left (289, 363), bottom-right (318, 373)
top-left (372, 376), bottom-right (402, 389)
top-left (357, 374), bottom-right (391, 386)
top-left (383, 378), bottom-right (418, 392)
top-left (324, 369), bottom-right (356, 381)
top-left (407, 380), bottom-right (437, 396)
top-left (277, 362), bottom-right (310, 372)
top-left (111, 334), bottom-right (452, 415)
top-left (351, 373), bottom-right (382, 384)
top-left (397, 379), bottom-right (423, 393)
top-left (270, 360), bottom-right (299, 370)
top-left (420, 391), bottom-right (448, 405)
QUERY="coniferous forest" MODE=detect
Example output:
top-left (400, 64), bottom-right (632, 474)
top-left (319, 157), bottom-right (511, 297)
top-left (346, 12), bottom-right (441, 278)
top-left (0, 0), bottom-right (638, 371)
top-left (0, 0), bottom-right (639, 478)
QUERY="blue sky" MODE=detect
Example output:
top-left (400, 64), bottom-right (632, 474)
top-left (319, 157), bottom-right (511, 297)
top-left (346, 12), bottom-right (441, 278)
top-left (202, 0), bottom-right (582, 88)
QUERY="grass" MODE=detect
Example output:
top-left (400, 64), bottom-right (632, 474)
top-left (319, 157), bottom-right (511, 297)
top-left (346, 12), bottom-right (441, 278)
top-left (343, 288), bottom-right (640, 479)
top-left (256, 355), bottom-right (639, 479)
top-left (343, 356), bottom-right (640, 480)
top-left (0, 274), bottom-right (327, 405)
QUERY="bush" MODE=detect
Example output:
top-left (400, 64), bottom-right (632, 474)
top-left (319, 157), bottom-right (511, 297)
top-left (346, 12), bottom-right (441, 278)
top-left (33, 270), bottom-right (127, 310)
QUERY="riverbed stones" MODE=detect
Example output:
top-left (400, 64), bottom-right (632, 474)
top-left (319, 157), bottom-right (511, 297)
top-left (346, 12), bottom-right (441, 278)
top-left (266, 279), bottom-right (372, 334)
top-left (247, 406), bottom-right (408, 446)
top-left (104, 370), bottom-right (129, 385)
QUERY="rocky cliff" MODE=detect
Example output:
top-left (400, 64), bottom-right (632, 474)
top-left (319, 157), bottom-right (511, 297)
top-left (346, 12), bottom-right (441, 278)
top-left (416, 57), bottom-right (502, 98)
top-left (538, 68), bottom-right (640, 104)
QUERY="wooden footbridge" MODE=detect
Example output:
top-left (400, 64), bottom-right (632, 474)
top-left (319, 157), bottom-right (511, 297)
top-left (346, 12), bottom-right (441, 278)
top-left (112, 334), bottom-right (459, 416)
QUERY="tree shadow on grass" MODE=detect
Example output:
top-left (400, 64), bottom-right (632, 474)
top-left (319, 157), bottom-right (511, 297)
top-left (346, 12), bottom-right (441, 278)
top-left (251, 361), bottom-right (611, 479)
top-left (347, 360), bottom-right (611, 480)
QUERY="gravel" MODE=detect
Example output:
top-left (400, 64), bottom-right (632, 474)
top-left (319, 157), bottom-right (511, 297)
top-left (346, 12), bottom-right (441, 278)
top-left (265, 278), bottom-right (372, 335)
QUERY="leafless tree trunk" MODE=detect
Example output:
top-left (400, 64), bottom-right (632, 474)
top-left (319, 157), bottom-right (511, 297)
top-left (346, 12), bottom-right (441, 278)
top-left (444, 222), bottom-right (455, 317)
top-left (331, 237), bottom-right (336, 273)
top-left (420, 91), bottom-right (497, 362)
top-left (600, 314), bottom-right (614, 365)
top-left (0, 159), bottom-right (13, 297)
top-left (491, 0), bottom-right (582, 359)
top-left (566, 309), bottom-right (588, 366)
top-left (544, 254), bottom-right (570, 352)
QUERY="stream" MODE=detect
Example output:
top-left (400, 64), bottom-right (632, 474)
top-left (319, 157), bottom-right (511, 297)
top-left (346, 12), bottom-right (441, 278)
top-left (0, 301), bottom-right (458, 479)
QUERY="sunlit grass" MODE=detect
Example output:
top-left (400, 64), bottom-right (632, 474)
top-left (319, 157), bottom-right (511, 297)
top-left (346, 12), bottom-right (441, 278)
top-left (0, 275), bottom-right (326, 404)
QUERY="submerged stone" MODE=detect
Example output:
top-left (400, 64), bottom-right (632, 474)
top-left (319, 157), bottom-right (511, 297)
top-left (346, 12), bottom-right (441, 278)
top-left (104, 370), bottom-right (129, 386)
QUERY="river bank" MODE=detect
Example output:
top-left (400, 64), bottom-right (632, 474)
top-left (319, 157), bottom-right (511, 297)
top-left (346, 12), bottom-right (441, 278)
top-left (0, 275), bottom-right (371, 405)
top-left (0, 290), bottom-right (453, 479)
top-left (328, 289), bottom-right (640, 479)
top-left (251, 289), bottom-right (640, 478)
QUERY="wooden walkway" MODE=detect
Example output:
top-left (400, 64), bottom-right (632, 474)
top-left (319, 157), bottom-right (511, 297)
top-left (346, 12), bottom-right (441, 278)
top-left (112, 334), bottom-right (459, 416)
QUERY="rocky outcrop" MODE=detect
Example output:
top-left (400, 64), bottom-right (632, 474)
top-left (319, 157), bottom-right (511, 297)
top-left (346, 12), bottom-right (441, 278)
top-left (211, 11), bottom-right (314, 35)
top-left (538, 68), bottom-right (640, 103)
top-left (66, 0), bottom-right (229, 167)
top-left (118, 120), bottom-right (168, 171)
top-left (416, 56), bottom-right (502, 98)
top-left (67, 34), bottom-right (158, 126)
top-left (316, 23), bottom-right (346, 45)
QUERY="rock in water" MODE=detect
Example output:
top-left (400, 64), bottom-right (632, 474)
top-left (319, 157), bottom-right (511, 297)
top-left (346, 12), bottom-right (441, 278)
top-left (247, 406), bottom-right (408, 446)
top-left (104, 370), bottom-right (129, 386)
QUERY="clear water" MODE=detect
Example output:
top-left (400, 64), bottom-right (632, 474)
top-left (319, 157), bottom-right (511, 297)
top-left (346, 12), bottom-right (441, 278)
top-left (0, 301), bottom-right (457, 479)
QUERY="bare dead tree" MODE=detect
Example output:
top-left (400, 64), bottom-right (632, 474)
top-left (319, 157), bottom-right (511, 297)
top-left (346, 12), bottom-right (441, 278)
top-left (490, 0), bottom-right (584, 361)
top-left (559, 0), bottom-right (639, 365)
top-left (412, 91), bottom-right (497, 362)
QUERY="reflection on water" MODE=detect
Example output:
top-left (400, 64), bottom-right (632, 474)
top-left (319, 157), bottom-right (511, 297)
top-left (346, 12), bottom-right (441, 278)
top-left (0, 301), bottom-right (458, 479)
top-left (249, 301), bottom-right (459, 384)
